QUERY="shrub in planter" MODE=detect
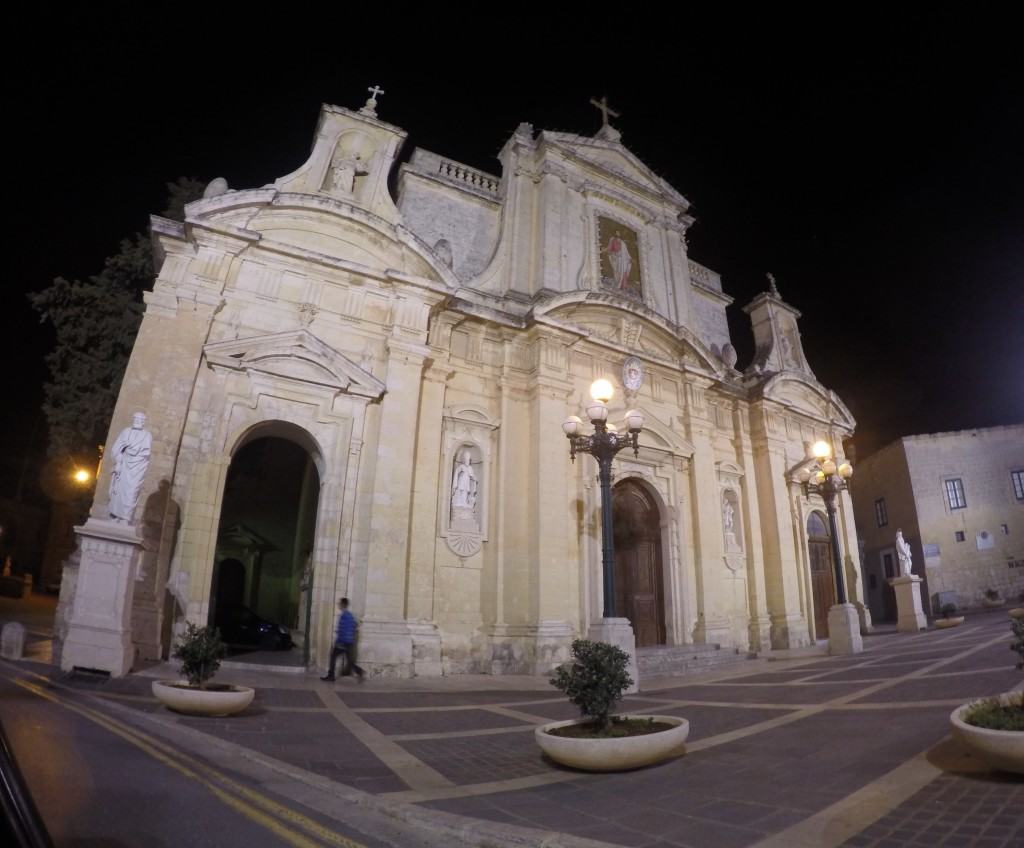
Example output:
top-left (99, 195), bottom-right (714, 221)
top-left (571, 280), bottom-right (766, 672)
top-left (940, 602), bottom-right (957, 618)
top-left (153, 622), bottom-right (254, 716)
top-left (550, 639), bottom-right (634, 735)
top-left (173, 622), bottom-right (228, 689)
top-left (539, 639), bottom-right (688, 770)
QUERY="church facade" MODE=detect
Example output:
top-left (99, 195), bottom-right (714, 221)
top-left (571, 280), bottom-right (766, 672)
top-left (64, 93), bottom-right (871, 677)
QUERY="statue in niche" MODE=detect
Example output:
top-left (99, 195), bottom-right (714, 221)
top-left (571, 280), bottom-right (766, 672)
top-left (895, 529), bottom-right (913, 576)
top-left (450, 450), bottom-right (479, 528)
top-left (723, 499), bottom-right (734, 533)
top-left (331, 151), bottom-right (370, 194)
top-left (108, 411), bottom-right (153, 524)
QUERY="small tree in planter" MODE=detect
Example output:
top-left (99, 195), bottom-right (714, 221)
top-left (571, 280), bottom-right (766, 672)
top-left (961, 614), bottom-right (1024, 732)
top-left (550, 639), bottom-right (634, 735)
top-left (153, 622), bottom-right (254, 716)
top-left (941, 602), bottom-right (957, 619)
top-left (173, 623), bottom-right (228, 690)
top-left (537, 639), bottom-right (690, 770)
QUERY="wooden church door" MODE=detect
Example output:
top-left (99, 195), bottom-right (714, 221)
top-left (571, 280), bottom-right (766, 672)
top-left (612, 481), bottom-right (666, 647)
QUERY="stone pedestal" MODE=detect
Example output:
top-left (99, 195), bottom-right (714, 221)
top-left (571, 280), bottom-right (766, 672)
top-left (407, 621), bottom-right (442, 676)
top-left (358, 619), bottom-right (415, 678)
top-left (61, 519), bottom-right (147, 677)
top-left (1, 622), bottom-right (25, 659)
top-left (827, 603), bottom-right (864, 655)
top-left (891, 574), bottom-right (927, 633)
top-left (587, 617), bottom-right (640, 694)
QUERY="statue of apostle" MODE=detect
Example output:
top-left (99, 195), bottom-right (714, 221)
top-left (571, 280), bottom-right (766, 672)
top-left (450, 450), bottom-right (478, 515)
top-left (895, 529), bottom-right (913, 577)
top-left (108, 412), bottom-right (153, 524)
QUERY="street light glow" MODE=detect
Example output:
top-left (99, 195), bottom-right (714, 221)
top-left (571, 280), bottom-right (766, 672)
top-left (812, 440), bottom-right (832, 460)
top-left (590, 379), bottom-right (614, 403)
top-left (73, 469), bottom-right (91, 484)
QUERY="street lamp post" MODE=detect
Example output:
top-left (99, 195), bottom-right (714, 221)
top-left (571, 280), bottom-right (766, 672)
top-left (562, 379), bottom-right (644, 618)
top-left (799, 440), bottom-right (853, 605)
top-left (799, 439), bottom-right (862, 654)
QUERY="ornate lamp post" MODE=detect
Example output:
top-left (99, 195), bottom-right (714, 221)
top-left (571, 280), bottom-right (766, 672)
top-left (799, 439), bottom-right (862, 654)
top-left (562, 379), bottom-right (644, 618)
top-left (798, 440), bottom-right (853, 604)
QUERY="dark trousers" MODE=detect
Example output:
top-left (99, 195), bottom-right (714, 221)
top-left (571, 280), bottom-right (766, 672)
top-left (326, 642), bottom-right (363, 678)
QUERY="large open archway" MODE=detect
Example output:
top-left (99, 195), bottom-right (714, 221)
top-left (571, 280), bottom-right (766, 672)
top-left (807, 511), bottom-right (837, 638)
top-left (210, 432), bottom-right (320, 664)
top-left (612, 479), bottom-right (666, 647)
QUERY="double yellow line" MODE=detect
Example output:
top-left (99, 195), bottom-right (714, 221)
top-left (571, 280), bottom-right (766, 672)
top-left (9, 672), bottom-right (366, 848)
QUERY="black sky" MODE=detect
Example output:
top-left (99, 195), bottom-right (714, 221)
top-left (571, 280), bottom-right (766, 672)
top-left (5, 6), bottom-right (1022, 499)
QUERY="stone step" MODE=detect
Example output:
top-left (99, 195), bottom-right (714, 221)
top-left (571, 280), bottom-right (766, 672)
top-left (635, 643), bottom-right (755, 677)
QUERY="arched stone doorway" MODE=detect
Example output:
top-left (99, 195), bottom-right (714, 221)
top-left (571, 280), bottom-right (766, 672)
top-left (807, 511), bottom-right (836, 638)
top-left (211, 433), bottom-right (320, 663)
top-left (612, 479), bottom-right (666, 647)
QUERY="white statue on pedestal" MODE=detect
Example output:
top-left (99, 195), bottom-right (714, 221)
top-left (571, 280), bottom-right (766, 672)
top-left (108, 412), bottom-right (153, 524)
top-left (895, 529), bottom-right (913, 576)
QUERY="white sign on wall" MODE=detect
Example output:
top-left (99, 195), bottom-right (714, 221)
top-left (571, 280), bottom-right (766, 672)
top-left (976, 530), bottom-right (994, 551)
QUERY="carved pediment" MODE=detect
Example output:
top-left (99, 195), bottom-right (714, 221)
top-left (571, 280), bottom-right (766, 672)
top-left (204, 329), bottom-right (386, 399)
top-left (761, 375), bottom-right (856, 430)
top-left (546, 134), bottom-right (689, 209)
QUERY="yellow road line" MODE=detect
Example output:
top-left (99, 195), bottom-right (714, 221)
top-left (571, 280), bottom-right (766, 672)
top-left (9, 675), bottom-right (365, 848)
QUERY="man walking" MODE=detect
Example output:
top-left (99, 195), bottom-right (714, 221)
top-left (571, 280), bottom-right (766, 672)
top-left (321, 597), bottom-right (365, 681)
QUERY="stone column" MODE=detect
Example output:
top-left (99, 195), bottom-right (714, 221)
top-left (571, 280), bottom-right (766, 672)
top-left (359, 338), bottom-right (429, 676)
top-left (61, 519), bottom-right (150, 677)
top-left (751, 418), bottom-right (810, 649)
top-left (891, 575), bottom-right (927, 632)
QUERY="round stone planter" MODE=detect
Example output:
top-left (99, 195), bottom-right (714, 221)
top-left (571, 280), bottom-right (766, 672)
top-left (950, 693), bottom-right (1024, 775)
top-left (152, 680), bottom-right (255, 717)
top-left (934, 616), bottom-right (965, 629)
top-left (1008, 608), bottom-right (1024, 620)
top-left (982, 597), bottom-right (1005, 608)
top-left (535, 715), bottom-right (689, 772)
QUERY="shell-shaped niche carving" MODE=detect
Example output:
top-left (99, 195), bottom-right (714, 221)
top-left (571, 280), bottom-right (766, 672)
top-left (446, 533), bottom-right (482, 558)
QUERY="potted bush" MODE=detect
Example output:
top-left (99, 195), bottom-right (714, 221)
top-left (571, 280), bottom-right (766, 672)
top-left (982, 588), bottom-right (1004, 608)
top-left (534, 639), bottom-right (689, 771)
top-left (152, 623), bottom-right (255, 717)
top-left (934, 602), bottom-right (964, 629)
top-left (949, 612), bottom-right (1024, 773)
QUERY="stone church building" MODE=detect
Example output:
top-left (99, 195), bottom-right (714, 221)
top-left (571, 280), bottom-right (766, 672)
top-left (60, 93), bottom-right (871, 678)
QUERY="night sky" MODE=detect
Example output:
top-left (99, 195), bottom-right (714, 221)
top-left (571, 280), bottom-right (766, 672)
top-left (6, 7), bottom-right (1022, 501)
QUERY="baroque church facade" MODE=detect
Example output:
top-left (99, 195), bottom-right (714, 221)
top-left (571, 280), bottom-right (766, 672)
top-left (60, 93), bottom-right (871, 678)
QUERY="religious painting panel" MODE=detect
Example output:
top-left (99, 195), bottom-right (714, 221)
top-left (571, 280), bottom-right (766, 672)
top-left (597, 216), bottom-right (642, 301)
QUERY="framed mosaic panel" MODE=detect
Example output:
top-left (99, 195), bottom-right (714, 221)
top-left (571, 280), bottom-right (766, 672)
top-left (597, 216), bottom-right (642, 300)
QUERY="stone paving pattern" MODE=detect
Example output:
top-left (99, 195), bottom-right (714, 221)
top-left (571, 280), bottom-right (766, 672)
top-left (38, 610), bottom-right (1024, 847)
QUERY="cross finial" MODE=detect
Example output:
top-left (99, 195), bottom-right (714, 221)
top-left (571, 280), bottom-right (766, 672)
top-left (361, 84), bottom-right (385, 116)
top-left (590, 95), bottom-right (620, 129)
top-left (766, 272), bottom-right (781, 298)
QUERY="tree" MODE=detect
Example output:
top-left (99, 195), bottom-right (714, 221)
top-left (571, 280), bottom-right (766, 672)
top-left (29, 178), bottom-right (204, 472)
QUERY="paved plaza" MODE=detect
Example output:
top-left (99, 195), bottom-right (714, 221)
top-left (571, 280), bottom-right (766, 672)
top-left (3, 601), bottom-right (1022, 847)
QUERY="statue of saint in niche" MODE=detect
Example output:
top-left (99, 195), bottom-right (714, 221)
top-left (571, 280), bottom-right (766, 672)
top-left (450, 450), bottom-right (479, 528)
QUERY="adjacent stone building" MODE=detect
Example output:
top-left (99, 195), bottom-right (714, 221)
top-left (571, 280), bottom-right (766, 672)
top-left (851, 425), bottom-right (1024, 621)
top-left (58, 94), bottom-right (872, 678)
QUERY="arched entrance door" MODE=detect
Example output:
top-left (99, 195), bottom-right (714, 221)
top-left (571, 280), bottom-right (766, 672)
top-left (807, 511), bottom-right (836, 638)
top-left (612, 480), bottom-right (666, 647)
top-left (212, 434), bottom-right (320, 663)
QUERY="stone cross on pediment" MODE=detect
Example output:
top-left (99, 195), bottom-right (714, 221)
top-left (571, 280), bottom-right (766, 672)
top-left (590, 95), bottom-right (620, 129)
top-left (360, 84), bottom-right (386, 116)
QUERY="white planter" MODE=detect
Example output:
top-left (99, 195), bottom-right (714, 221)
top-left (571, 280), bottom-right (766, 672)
top-left (535, 715), bottom-right (689, 772)
top-left (950, 693), bottom-right (1024, 775)
top-left (934, 616), bottom-right (965, 629)
top-left (152, 680), bottom-right (255, 717)
top-left (982, 597), bottom-right (1004, 608)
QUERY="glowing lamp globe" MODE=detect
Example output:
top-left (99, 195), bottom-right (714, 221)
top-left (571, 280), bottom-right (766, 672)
top-left (72, 469), bottom-right (91, 484)
top-left (625, 409), bottom-right (645, 432)
top-left (838, 462), bottom-right (854, 479)
top-left (811, 440), bottom-right (832, 460)
top-left (562, 415), bottom-right (583, 437)
top-left (814, 469), bottom-right (826, 484)
top-left (590, 379), bottom-right (614, 403)
top-left (586, 400), bottom-right (609, 422)
top-left (822, 459), bottom-right (837, 475)
top-left (798, 467), bottom-right (811, 483)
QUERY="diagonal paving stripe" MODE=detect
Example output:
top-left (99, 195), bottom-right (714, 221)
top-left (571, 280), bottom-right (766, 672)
top-left (315, 689), bottom-right (455, 792)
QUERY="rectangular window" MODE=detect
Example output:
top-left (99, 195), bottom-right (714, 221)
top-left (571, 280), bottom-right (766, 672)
top-left (1002, 524), bottom-right (1010, 535)
top-left (874, 498), bottom-right (888, 527)
top-left (1012, 470), bottom-right (1024, 501)
top-left (945, 478), bottom-right (967, 510)
top-left (882, 552), bottom-right (895, 579)
top-left (955, 531), bottom-right (965, 542)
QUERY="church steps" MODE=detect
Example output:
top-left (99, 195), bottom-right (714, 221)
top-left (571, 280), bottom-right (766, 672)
top-left (635, 643), bottom-right (756, 677)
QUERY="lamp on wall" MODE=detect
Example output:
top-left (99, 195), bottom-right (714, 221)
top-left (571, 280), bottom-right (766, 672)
top-left (563, 380), bottom-right (644, 618)
top-left (799, 440), bottom-right (854, 604)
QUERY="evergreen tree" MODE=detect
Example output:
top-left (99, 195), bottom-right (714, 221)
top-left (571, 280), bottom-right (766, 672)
top-left (29, 178), bottom-right (205, 467)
